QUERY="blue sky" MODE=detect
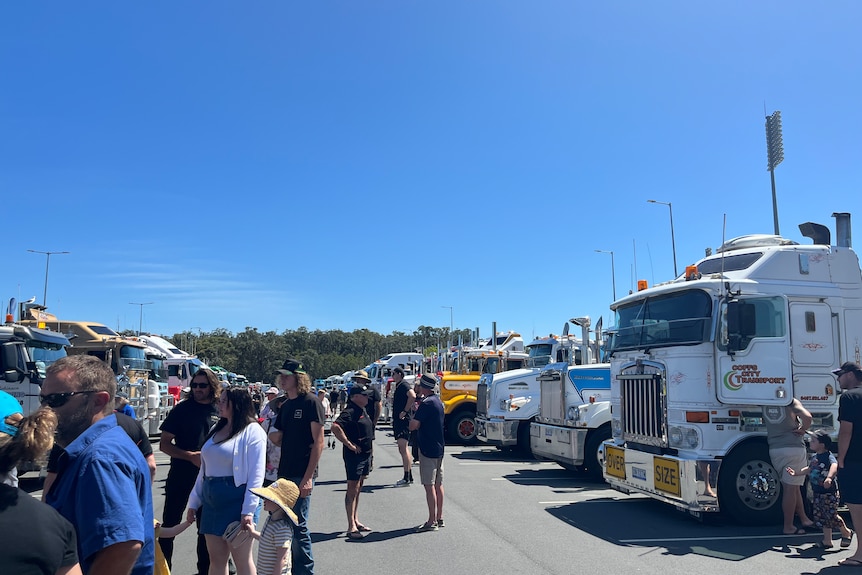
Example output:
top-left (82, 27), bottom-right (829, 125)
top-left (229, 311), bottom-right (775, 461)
top-left (2, 2), bottom-right (860, 341)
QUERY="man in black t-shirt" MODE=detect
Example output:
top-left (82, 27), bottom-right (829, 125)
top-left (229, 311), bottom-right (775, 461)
top-left (158, 368), bottom-right (220, 572)
top-left (836, 361), bottom-right (862, 565)
top-left (269, 358), bottom-right (324, 575)
top-left (332, 384), bottom-right (375, 538)
top-left (391, 367), bottom-right (416, 486)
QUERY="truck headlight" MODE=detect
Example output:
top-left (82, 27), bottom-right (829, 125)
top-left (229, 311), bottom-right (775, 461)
top-left (567, 406), bottom-right (579, 421)
top-left (612, 418), bottom-right (622, 438)
top-left (685, 427), bottom-right (699, 449)
top-left (669, 426), bottom-right (684, 447)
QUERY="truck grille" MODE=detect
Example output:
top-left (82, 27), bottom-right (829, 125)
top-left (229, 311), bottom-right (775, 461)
top-left (619, 371), bottom-right (667, 448)
top-left (476, 383), bottom-right (488, 417)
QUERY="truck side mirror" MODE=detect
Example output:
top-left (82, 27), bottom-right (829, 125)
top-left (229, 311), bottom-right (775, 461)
top-left (1, 342), bottom-right (26, 383)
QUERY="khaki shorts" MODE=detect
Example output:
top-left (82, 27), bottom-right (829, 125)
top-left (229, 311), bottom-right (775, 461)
top-left (770, 446), bottom-right (808, 485)
top-left (419, 453), bottom-right (444, 485)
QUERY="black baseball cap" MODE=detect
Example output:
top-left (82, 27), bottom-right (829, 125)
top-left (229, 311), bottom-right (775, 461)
top-left (276, 359), bottom-right (306, 376)
top-left (348, 384), bottom-right (372, 397)
top-left (832, 362), bottom-right (862, 377)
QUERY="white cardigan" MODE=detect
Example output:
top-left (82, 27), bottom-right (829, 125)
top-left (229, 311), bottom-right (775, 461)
top-left (187, 421), bottom-right (268, 517)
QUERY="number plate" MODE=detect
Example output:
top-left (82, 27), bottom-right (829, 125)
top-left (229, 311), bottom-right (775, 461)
top-left (605, 445), bottom-right (625, 479)
top-left (653, 456), bottom-right (681, 497)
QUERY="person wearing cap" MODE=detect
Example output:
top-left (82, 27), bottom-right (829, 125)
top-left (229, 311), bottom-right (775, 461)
top-left (246, 478), bottom-right (299, 575)
top-left (260, 386), bottom-right (279, 417)
top-left (115, 392), bottom-right (136, 419)
top-left (762, 397), bottom-right (815, 535)
top-left (835, 361), bottom-right (862, 566)
top-left (43, 355), bottom-right (155, 575)
top-left (331, 384), bottom-right (375, 539)
top-left (0, 390), bottom-right (83, 575)
top-left (351, 370), bottom-right (382, 428)
top-left (269, 359), bottom-right (324, 575)
top-left (409, 373), bottom-right (446, 532)
top-left (392, 366), bottom-right (416, 486)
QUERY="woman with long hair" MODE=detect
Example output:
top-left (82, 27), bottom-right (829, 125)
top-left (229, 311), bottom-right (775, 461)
top-left (186, 387), bottom-right (266, 575)
top-left (0, 391), bottom-right (82, 574)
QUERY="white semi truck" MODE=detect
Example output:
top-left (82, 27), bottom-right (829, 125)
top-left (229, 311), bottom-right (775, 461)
top-left (602, 213), bottom-right (860, 524)
top-left (476, 318), bottom-right (597, 452)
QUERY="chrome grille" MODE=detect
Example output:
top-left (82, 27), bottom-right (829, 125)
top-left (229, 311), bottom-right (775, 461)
top-left (476, 383), bottom-right (488, 417)
top-left (619, 371), bottom-right (667, 447)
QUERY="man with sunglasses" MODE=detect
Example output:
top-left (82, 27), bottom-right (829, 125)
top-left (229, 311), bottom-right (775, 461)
top-left (159, 368), bottom-right (221, 574)
top-left (43, 355), bottom-right (155, 575)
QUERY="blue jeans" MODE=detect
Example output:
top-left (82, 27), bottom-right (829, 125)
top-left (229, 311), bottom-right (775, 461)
top-left (288, 476), bottom-right (314, 575)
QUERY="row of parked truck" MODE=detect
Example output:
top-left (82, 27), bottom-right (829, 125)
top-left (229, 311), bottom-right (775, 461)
top-left (472, 212), bottom-right (862, 525)
top-left (0, 303), bottom-right (212, 437)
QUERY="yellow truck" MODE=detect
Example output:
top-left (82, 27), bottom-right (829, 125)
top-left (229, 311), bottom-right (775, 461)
top-left (440, 331), bottom-right (528, 444)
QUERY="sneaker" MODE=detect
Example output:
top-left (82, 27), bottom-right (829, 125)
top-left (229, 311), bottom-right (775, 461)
top-left (415, 522), bottom-right (438, 532)
top-left (436, 518), bottom-right (445, 528)
top-left (395, 478), bottom-right (411, 487)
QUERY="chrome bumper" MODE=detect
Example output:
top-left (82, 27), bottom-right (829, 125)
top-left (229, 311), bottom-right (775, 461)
top-left (476, 417), bottom-right (519, 446)
top-left (530, 422), bottom-right (588, 466)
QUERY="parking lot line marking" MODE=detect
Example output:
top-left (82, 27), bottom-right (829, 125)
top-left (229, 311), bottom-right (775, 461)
top-left (619, 533), bottom-right (815, 544)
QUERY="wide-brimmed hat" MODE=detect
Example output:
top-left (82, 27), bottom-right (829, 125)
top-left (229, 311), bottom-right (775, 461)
top-left (276, 359), bottom-right (306, 376)
top-left (0, 390), bottom-right (23, 437)
top-left (250, 479), bottom-right (299, 524)
top-left (353, 370), bottom-right (371, 383)
top-left (833, 362), bottom-right (862, 377)
top-left (265, 387), bottom-right (279, 396)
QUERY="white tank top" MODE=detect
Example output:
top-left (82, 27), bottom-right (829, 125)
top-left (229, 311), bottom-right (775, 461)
top-left (202, 433), bottom-right (237, 477)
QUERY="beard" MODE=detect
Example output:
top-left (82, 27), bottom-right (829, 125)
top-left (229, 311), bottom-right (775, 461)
top-left (55, 403), bottom-right (93, 448)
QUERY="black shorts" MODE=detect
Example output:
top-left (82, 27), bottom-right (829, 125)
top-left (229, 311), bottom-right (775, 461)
top-left (393, 420), bottom-right (410, 441)
top-left (840, 461), bottom-right (862, 504)
top-left (344, 453), bottom-right (372, 481)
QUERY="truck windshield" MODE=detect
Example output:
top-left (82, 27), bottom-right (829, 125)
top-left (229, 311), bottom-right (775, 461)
top-left (612, 289), bottom-right (713, 352)
top-left (27, 341), bottom-right (67, 379)
top-left (149, 357), bottom-right (168, 382)
top-left (119, 345), bottom-right (149, 371)
top-left (527, 344), bottom-right (554, 368)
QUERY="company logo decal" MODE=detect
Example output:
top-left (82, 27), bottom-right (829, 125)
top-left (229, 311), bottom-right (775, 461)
top-left (723, 364), bottom-right (787, 391)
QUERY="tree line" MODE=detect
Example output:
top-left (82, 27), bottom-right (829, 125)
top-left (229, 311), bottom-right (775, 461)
top-left (156, 326), bottom-right (473, 384)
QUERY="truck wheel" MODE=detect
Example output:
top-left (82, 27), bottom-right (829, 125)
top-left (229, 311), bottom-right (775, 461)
top-left (516, 419), bottom-right (534, 457)
top-left (583, 424), bottom-right (612, 480)
top-left (449, 411), bottom-right (479, 445)
top-left (718, 441), bottom-right (782, 525)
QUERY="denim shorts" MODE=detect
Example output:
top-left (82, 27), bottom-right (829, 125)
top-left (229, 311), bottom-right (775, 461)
top-left (200, 476), bottom-right (247, 536)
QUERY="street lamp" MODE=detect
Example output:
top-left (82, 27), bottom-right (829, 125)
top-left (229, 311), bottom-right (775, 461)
top-left (594, 250), bottom-right (617, 301)
top-left (27, 250), bottom-right (70, 307)
top-left (129, 302), bottom-right (154, 336)
top-left (647, 199), bottom-right (678, 278)
top-left (441, 305), bottom-right (454, 346)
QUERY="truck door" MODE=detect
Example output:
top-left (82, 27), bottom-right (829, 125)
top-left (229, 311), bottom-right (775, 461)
top-left (717, 296), bottom-right (793, 406)
top-left (789, 302), bottom-right (837, 407)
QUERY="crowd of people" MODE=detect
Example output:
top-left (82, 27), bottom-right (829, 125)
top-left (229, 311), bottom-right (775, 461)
top-left (6, 354), bottom-right (862, 573)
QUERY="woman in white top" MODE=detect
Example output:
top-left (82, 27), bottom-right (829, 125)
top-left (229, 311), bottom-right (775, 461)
top-left (187, 387), bottom-right (267, 575)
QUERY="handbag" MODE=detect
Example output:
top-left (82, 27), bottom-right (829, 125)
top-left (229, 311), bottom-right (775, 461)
top-left (223, 520), bottom-right (251, 549)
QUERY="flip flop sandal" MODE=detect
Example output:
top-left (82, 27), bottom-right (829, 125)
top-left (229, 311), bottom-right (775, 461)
top-left (811, 542), bottom-right (834, 549)
top-left (346, 531), bottom-right (365, 540)
top-left (839, 558), bottom-right (862, 567)
top-left (843, 532), bottom-right (855, 548)
top-left (356, 525), bottom-right (372, 532)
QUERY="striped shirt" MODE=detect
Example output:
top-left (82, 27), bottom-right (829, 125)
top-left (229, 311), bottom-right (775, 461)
top-left (256, 511), bottom-right (293, 575)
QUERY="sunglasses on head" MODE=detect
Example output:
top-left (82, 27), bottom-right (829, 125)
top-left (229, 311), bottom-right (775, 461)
top-left (39, 390), bottom-right (97, 408)
top-left (190, 381), bottom-right (210, 389)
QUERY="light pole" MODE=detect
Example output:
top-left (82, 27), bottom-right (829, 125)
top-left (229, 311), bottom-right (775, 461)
top-left (129, 302), bottom-right (154, 336)
top-left (27, 250), bottom-right (70, 307)
top-left (594, 250), bottom-right (617, 301)
top-left (647, 199), bottom-right (678, 278)
top-left (765, 110), bottom-right (784, 235)
top-left (441, 305), bottom-right (453, 345)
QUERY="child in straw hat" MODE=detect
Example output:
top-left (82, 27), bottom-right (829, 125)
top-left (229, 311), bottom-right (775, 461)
top-left (246, 478), bottom-right (300, 575)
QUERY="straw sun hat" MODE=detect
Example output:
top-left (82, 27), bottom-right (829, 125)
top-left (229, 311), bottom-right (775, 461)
top-left (250, 479), bottom-right (300, 524)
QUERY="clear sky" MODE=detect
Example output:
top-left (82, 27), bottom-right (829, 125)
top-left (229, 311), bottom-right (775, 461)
top-left (2, 2), bottom-right (860, 341)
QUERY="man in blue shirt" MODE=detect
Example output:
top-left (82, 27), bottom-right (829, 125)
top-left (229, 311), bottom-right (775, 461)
top-left (44, 355), bottom-right (154, 575)
top-left (409, 373), bottom-right (445, 532)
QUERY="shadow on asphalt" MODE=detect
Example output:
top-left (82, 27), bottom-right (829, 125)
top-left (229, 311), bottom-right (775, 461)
top-left (312, 527), bottom-right (417, 544)
top-left (544, 496), bottom-right (830, 562)
top-left (449, 448), bottom-right (537, 463)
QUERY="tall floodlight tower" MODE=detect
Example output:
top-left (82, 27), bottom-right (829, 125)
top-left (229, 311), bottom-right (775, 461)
top-left (765, 110), bottom-right (784, 235)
